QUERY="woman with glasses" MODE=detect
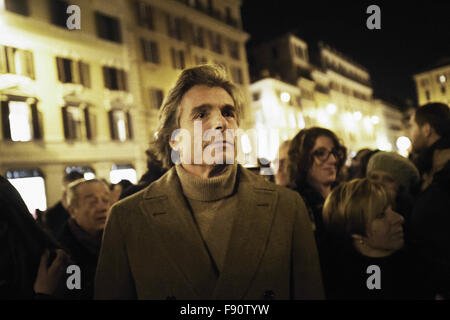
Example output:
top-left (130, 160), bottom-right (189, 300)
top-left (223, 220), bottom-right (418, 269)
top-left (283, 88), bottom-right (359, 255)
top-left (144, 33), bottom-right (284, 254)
top-left (287, 127), bottom-right (347, 243)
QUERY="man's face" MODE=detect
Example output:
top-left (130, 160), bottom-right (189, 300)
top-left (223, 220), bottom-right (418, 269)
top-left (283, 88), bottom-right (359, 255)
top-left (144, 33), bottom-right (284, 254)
top-left (409, 113), bottom-right (427, 154)
top-left (69, 182), bottom-right (111, 236)
top-left (174, 85), bottom-right (239, 165)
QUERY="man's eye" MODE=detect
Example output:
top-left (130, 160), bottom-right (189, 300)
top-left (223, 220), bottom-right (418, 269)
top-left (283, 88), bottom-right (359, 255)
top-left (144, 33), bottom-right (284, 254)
top-left (195, 112), bottom-right (205, 119)
top-left (223, 111), bottom-right (235, 117)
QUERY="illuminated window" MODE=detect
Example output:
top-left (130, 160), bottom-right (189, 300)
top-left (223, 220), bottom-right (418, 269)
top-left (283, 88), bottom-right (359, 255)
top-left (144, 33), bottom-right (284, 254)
top-left (110, 164), bottom-right (137, 184)
top-left (0, 45), bottom-right (35, 79)
top-left (108, 110), bottom-right (133, 141)
top-left (7, 169), bottom-right (47, 218)
top-left (1, 99), bottom-right (42, 141)
top-left (62, 105), bottom-right (95, 141)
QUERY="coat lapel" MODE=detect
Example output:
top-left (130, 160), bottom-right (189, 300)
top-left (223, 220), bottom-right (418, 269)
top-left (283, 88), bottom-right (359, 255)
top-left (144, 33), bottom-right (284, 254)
top-left (212, 168), bottom-right (278, 299)
top-left (139, 168), bottom-right (218, 299)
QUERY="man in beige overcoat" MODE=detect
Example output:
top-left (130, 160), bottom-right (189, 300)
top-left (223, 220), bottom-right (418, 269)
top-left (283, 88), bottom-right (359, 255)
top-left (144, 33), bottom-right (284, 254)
top-left (95, 65), bottom-right (324, 300)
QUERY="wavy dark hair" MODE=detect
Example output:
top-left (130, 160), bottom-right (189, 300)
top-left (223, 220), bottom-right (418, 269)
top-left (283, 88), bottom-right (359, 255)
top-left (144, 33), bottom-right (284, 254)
top-left (287, 127), bottom-right (347, 189)
top-left (148, 64), bottom-right (244, 169)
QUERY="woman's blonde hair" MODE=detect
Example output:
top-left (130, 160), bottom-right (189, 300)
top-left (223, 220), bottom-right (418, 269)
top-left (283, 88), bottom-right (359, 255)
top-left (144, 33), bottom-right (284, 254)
top-left (323, 178), bottom-right (393, 238)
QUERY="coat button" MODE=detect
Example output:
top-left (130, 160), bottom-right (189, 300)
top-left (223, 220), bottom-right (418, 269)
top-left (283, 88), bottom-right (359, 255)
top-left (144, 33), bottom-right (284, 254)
top-left (166, 296), bottom-right (176, 300)
top-left (263, 290), bottom-right (275, 300)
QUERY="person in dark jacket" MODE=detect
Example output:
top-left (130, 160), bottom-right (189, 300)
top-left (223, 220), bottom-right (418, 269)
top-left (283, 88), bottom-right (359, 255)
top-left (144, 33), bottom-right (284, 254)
top-left (408, 102), bottom-right (450, 299)
top-left (321, 178), bottom-right (432, 299)
top-left (57, 178), bottom-right (111, 299)
top-left (0, 175), bottom-right (69, 299)
top-left (119, 149), bottom-right (167, 200)
top-left (44, 171), bottom-right (84, 238)
top-left (287, 127), bottom-right (347, 243)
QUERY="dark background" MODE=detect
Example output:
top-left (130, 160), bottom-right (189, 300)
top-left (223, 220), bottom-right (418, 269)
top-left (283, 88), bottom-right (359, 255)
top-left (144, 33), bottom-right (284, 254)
top-left (241, 0), bottom-right (450, 107)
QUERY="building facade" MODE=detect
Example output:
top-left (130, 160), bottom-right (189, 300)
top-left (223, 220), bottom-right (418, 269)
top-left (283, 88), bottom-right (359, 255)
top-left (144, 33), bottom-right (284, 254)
top-left (0, 0), bottom-right (249, 213)
top-left (413, 59), bottom-right (450, 106)
top-left (249, 33), bottom-right (405, 160)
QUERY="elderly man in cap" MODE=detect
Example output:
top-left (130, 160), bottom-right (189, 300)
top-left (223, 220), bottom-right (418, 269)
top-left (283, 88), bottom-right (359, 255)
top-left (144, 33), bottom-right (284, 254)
top-left (95, 64), bottom-right (324, 300)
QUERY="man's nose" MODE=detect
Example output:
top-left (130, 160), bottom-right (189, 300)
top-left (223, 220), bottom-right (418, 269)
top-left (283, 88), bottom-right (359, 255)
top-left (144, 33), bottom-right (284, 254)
top-left (210, 111), bottom-right (227, 131)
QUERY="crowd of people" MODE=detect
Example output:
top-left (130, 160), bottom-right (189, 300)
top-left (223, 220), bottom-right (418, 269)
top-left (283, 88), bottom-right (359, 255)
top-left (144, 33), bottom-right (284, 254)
top-left (1, 64), bottom-right (449, 300)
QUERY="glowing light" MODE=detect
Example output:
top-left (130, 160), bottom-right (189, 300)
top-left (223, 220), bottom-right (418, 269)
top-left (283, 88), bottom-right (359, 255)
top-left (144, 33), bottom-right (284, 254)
top-left (110, 168), bottom-right (137, 184)
top-left (288, 111), bottom-right (296, 128)
top-left (153, 131), bottom-right (159, 139)
top-left (439, 75), bottom-right (447, 83)
top-left (363, 116), bottom-right (373, 133)
top-left (396, 136), bottom-right (411, 151)
top-left (9, 101), bottom-right (32, 142)
top-left (280, 92), bottom-right (291, 103)
top-left (326, 103), bottom-right (337, 115)
top-left (241, 134), bottom-right (252, 154)
top-left (371, 115), bottom-right (379, 124)
top-left (341, 112), bottom-right (356, 132)
top-left (117, 119), bottom-right (127, 141)
top-left (297, 112), bottom-right (305, 129)
top-left (84, 172), bottom-right (96, 180)
top-left (353, 111), bottom-right (362, 121)
top-left (377, 136), bottom-right (392, 151)
top-left (317, 109), bottom-right (329, 126)
top-left (8, 177), bottom-right (47, 217)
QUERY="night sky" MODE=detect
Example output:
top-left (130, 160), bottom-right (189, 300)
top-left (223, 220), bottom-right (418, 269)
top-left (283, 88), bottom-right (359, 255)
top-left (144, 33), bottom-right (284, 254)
top-left (241, 0), bottom-right (450, 107)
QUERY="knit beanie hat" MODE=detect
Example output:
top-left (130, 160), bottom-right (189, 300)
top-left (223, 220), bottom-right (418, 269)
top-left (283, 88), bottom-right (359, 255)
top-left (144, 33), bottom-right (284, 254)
top-left (366, 152), bottom-right (420, 188)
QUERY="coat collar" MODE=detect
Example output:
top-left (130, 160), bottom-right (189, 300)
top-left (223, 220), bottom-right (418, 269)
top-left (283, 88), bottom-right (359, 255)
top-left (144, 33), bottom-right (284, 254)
top-left (139, 165), bottom-right (278, 299)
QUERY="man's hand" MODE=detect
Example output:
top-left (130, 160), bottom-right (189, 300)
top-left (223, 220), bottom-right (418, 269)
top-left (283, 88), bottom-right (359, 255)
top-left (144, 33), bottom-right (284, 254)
top-left (33, 249), bottom-right (70, 295)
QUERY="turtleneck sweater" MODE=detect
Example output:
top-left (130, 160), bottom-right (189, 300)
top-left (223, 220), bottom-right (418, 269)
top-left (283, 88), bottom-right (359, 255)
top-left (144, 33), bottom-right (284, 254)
top-left (175, 164), bottom-right (238, 274)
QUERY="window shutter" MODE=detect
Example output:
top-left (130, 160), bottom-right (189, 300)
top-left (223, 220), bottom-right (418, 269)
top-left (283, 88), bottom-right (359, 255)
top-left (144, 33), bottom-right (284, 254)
top-left (6, 47), bottom-right (16, 74)
top-left (56, 57), bottom-right (65, 82)
top-left (126, 111), bottom-right (133, 140)
top-left (103, 66), bottom-right (111, 89)
top-left (79, 62), bottom-right (91, 88)
top-left (1, 101), bottom-right (11, 140)
top-left (152, 41), bottom-right (159, 64)
top-left (84, 107), bottom-right (92, 140)
top-left (25, 51), bottom-right (35, 80)
top-left (179, 50), bottom-right (185, 69)
top-left (108, 110), bottom-right (117, 140)
top-left (113, 18), bottom-right (122, 43)
top-left (171, 48), bottom-right (176, 69)
top-left (122, 71), bottom-right (128, 91)
top-left (30, 103), bottom-right (42, 140)
top-left (0, 46), bottom-right (7, 74)
top-left (61, 106), bottom-right (70, 139)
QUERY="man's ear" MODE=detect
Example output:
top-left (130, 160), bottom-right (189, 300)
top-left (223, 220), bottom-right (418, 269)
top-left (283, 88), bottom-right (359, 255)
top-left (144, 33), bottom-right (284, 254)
top-left (421, 122), bottom-right (432, 138)
top-left (67, 205), bottom-right (76, 218)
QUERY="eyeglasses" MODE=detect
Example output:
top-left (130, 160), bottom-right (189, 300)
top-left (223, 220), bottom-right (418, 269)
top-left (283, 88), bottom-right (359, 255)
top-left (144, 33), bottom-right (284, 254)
top-left (311, 147), bottom-right (344, 163)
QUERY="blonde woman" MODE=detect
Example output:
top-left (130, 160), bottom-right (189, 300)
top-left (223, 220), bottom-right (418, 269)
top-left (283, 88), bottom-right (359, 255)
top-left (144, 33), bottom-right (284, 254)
top-left (321, 178), bottom-right (432, 299)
